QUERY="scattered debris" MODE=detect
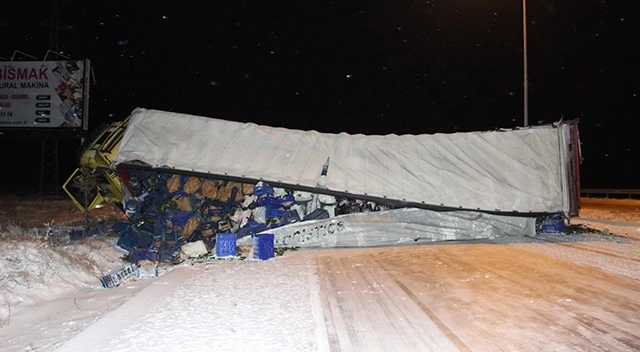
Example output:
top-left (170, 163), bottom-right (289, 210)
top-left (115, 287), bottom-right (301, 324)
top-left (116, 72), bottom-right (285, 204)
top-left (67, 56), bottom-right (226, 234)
top-left (180, 240), bottom-right (209, 259)
top-left (99, 263), bottom-right (137, 288)
top-left (215, 232), bottom-right (237, 258)
top-left (252, 233), bottom-right (275, 260)
top-left (564, 223), bottom-right (605, 234)
top-left (538, 215), bottom-right (566, 233)
top-left (68, 224), bottom-right (107, 241)
top-left (137, 260), bottom-right (158, 279)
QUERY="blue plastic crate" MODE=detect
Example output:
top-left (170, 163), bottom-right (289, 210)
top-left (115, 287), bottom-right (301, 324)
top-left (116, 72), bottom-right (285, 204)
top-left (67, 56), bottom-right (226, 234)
top-left (281, 209), bottom-right (301, 225)
top-left (236, 226), bottom-right (253, 239)
top-left (163, 231), bottom-right (180, 243)
top-left (304, 208), bottom-right (329, 221)
top-left (217, 220), bottom-right (232, 232)
top-left (99, 274), bottom-right (119, 288)
top-left (100, 263), bottom-right (137, 288)
top-left (236, 220), bottom-right (267, 239)
top-left (69, 229), bottom-right (88, 241)
top-left (69, 224), bottom-right (105, 241)
top-left (166, 210), bottom-right (194, 227)
top-left (253, 233), bottom-right (275, 260)
top-left (265, 206), bottom-right (284, 219)
top-left (137, 263), bottom-right (158, 279)
top-left (116, 227), bottom-right (154, 251)
top-left (541, 217), bottom-right (566, 233)
top-left (130, 248), bottom-right (158, 264)
top-left (254, 183), bottom-right (274, 196)
top-left (158, 249), bottom-right (179, 264)
top-left (215, 232), bottom-right (237, 257)
top-left (257, 194), bottom-right (294, 208)
top-left (116, 227), bottom-right (137, 251)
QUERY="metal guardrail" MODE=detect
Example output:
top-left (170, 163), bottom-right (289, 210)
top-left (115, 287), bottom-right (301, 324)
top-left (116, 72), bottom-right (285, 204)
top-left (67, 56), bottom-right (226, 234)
top-left (581, 189), bottom-right (640, 198)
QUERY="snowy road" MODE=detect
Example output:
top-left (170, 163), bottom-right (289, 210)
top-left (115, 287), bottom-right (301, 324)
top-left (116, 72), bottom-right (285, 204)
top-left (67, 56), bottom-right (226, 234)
top-left (314, 241), bottom-right (640, 351)
top-left (54, 235), bottom-right (640, 352)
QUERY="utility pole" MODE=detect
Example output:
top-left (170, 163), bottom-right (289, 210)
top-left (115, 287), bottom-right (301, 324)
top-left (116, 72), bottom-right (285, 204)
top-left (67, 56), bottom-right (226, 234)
top-left (522, 0), bottom-right (529, 127)
top-left (40, 0), bottom-right (62, 195)
top-left (49, 0), bottom-right (60, 52)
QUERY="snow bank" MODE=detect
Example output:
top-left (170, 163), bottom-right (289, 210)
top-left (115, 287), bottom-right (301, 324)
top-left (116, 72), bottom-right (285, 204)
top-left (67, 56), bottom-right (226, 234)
top-left (0, 225), bottom-right (126, 323)
top-left (57, 253), bottom-right (329, 352)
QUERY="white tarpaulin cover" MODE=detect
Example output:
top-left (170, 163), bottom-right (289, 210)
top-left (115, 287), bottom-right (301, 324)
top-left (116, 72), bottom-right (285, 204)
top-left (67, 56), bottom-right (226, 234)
top-left (237, 208), bottom-right (536, 248)
top-left (113, 108), bottom-right (571, 214)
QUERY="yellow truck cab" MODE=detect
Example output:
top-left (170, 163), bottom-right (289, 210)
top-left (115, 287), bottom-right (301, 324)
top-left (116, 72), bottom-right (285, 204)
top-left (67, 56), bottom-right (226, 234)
top-left (63, 117), bottom-right (130, 211)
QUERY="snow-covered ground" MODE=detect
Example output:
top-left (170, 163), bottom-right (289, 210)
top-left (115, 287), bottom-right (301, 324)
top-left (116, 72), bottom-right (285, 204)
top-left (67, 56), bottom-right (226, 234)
top-left (1, 197), bottom-right (639, 351)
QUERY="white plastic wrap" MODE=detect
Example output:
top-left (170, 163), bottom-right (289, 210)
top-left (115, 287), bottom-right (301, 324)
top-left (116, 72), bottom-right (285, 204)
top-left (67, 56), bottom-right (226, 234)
top-left (237, 208), bottom-right (536, 248)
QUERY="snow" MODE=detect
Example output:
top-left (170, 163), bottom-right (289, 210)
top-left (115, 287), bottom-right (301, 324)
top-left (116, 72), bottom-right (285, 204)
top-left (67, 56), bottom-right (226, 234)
top-left (0, 225), bottom-right (126, 308)
top-left (57, 256), bottom-right (329, 352)
top-left (1, 198), bottom-right (640, 351)
top-left (0, 221), bottom-right (328, 351)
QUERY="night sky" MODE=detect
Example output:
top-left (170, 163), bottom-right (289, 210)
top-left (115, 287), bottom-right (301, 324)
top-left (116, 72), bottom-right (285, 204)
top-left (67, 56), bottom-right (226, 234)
top-left (1, 0), bottom-right (638, 194)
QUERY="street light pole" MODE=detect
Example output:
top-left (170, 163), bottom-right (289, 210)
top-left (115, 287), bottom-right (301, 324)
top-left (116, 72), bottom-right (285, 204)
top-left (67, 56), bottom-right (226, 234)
top-left (522, 0), bottom-right (529, 126)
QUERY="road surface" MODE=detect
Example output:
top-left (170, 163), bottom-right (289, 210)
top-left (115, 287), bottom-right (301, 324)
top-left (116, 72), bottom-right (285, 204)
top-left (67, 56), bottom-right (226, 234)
top-left (5, 198), bottom-right (639, 351)
top-left (315, 240), bottom-right (640, 351)
top-left (54, 231), bottom-right (640, 352)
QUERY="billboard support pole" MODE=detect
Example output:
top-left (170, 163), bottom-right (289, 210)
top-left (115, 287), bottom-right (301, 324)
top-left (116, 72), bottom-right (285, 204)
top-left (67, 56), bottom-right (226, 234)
top-left (49, 0), bottom-right (60, 52)
top-left (10, 51), bottom-right (38, 61)
top-left (39, 139), bottom-right (60, 195)
top-left (43, 50), bottom-right (69, 61)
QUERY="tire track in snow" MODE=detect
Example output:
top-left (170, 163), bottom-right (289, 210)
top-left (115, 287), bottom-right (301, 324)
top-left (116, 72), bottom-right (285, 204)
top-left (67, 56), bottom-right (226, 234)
top-left (525, 235), bottom-right (640, 264)
top-left (380, 267), bottom-right (471, 352)
top-left (318, 256), bottom-right (363, 350)
top-left (429, 244), bottom-right (640, 351)
top-left (316, 252), bottom-right (461, 351)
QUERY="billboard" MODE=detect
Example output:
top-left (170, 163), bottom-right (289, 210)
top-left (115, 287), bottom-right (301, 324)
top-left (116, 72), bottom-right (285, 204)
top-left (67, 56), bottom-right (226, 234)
top-left (0, 59), bottom-right (90, 130)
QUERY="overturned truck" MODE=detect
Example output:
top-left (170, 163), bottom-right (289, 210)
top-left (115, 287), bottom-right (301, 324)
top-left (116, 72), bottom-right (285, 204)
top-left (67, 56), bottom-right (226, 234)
top-left (64, 108), bottom-right (581, 250)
